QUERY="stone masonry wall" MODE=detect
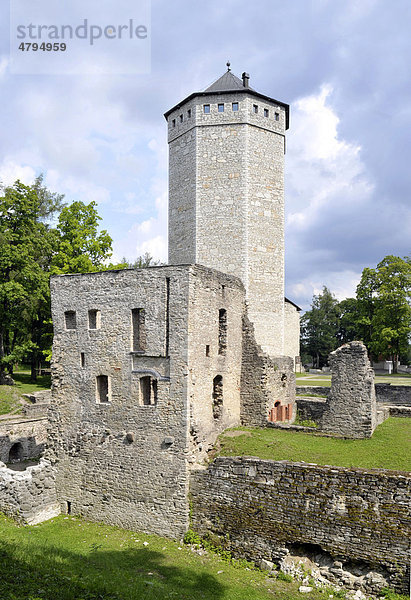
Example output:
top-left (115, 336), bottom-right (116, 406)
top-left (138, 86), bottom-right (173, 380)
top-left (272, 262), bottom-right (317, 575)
top-left (49, 267), bottom-right (191, 538)
top-left (241, 315), bottom-right (295, 427)
top-left (321, 342), bottom-right (377, 438)
top-left (0, 417), bottom-right (48, 464)
top-left (375, 383), bottom-right (411, 406)
top-left (187, 267), bottom-right (245, 463)
top-left (0, 458), bottom-right (60, 525)
top-left (190, 457), bottom-right (410, 593)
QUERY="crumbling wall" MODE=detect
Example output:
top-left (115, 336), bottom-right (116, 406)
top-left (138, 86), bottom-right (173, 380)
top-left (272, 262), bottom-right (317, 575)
top-left (0, 458), bottom-right (60, 525)
top-left (190, 457), bottom-right (410, 594)
top-left (241, 315), bottom-right (295, 426)
top-left (187, 267), bottom-right (245, 463)
top-left (0, 418), bottom-right (47, 464)
top-left (321, 342), bottom-right (377, 438)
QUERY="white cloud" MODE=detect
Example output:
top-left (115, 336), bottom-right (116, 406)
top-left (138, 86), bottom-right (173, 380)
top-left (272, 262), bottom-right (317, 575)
top-left (0, 160), bottom-right (36, 186)
top-left (286, 84), bottom-right (374, 231)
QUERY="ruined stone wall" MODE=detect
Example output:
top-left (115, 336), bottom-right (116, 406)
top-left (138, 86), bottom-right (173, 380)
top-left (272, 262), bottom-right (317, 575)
top-left (241, 315), bottom-right (295, 427)
top-left (375, 383), bottom-right (411, 406)
top-left (167, 91), bottom-right (287, 357)
top-left (295, 397), bottom-right (327, 423)
top-left (0, 417), bottom-right (47, 463)
top-left (321, 342), bottom-right (377, 438)
top-left (187, 267), bottom-right (245, 463)
top-left (49, 267), bottom-right (191, 538)
top-left (0, 458), bottom-right (60, 525)
top-left (190, 457), bottom-right (410, 593)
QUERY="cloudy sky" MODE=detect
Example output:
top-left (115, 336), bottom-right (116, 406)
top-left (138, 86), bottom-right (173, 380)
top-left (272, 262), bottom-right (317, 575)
top-left (1, 0), bottom-right (410, 310)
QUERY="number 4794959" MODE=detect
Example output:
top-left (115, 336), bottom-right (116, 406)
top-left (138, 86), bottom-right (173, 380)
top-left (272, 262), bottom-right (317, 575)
top-left (18, 42), bottom-right (67, 51)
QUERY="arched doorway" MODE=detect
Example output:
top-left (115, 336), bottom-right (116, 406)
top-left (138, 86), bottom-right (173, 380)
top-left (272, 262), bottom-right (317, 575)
top-left (8, 442), bottom-right (24, 463)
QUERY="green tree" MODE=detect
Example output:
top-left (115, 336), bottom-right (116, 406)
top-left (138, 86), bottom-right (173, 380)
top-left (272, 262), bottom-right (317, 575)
top-left (51, 201), bottom-right (113, 274)
top-left (338, 297), bottom-right (361, 344)
top-left (301, 286), bottom-right (340, 368)
top-left (0, 181), bottom-right (57, 383)
top-left (356, 255), bottom-right (411, 371)
top-left (121, 252), bottom-right (164, 269)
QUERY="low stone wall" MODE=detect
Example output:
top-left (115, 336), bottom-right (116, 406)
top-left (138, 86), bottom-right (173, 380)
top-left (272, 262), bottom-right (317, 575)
top-left (0, 417), bottom-right (48, 464)
top-left (296, 397), bottom-right (327, 422)
top-left (0, 458), bottom-right (60, 524)
top-left (190, 457), bottom-right (410, 594)
top-left (296, 386), bottom-right (329, 398)
top-left (375, 384), bottom-right (411, 406)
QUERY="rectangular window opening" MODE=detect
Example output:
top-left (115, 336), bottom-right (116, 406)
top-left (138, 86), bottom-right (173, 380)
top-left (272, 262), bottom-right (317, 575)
top-left (253, 104), bottom-right (258, 114)
top-left (172, 118), bottom-right (176, 127)
top-left (132, 308), bottom-right (146, 352)
top-left (96, 375), bottom-right (110, 403)
top-left (203, 104), bottom-right (210, 114)
top-left (64, 311), bottom-right (76, 330)
top-left (187, 108), bottom-right (192, 118)
top-left (218, 103), bottom-right (224, 112)
top-left (264, 108), bottom-right (269, 117)
top-left (180, 114), bottom-right (183, 122)
top-left (218, 308), bottom-right (227, 356)
top-left (140, 376), bottom-right (157, 406)
top-left (232, 102), bottom-right (239, 112)
top-left (88, 309), bottom-right (100, 330)
top-left (275, 112), bottom-right (280, 121)
top-left (81, 352), bottom-right (85, 368)
top-left (206, 345), bottom-right (210, 357)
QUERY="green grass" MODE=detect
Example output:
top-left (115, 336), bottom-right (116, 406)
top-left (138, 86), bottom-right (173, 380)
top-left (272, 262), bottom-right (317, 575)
top-left (217, 418), bottom-right (411, 471)
top-left (0, 366), bottom-right (51, 416)
top-left (0, 514), bottom-right (332, 600)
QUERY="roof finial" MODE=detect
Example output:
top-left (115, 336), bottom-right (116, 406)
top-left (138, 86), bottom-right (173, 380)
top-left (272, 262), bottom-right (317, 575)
top-left (226, 60), bottom-right (231, 72)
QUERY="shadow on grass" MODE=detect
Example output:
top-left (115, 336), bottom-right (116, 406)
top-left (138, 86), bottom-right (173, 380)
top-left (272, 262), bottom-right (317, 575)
top-left (0, 538), bottom-right (225, 600)
top-left (12, 372), bottom-right (51, 393)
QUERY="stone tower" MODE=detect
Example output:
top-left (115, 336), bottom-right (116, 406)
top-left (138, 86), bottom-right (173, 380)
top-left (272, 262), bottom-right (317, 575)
top-left (165, 66), bottom-right (289, 356)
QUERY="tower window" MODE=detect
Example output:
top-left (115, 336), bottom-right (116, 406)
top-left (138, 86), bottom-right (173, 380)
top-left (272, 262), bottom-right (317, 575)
top-left (253, 104), bottom-right (258, 114)
top-left (172, 119), bottom-right (176, 127)
top-left (96, 375), bottom-right (110, 403)
top-left (206, 345), bottom-right (210, 357)
top-left (81, 352), bottom-right (85, 368)
top-left (275, 112), bottom-right (280, 121)
top-left (187, 108), bottom-right (192, 118)
top-left (140, 376), bottom-right (157, 406)
top-left (88, 309), bottom-right (100, 330)
top-left (232, 102), bottom-right (239, 112)
top-left (180, 114), bottom-right (183, 123)
top-left (64, 311), bottom-right (76, 330)
top-left (203, 104), bottom-right (210, 114)
top-left (264, 108), bottom-right (269, 117)
top-left (132, 308), bottom-right (146, 352)
top-left (218, 103), bottom-right (224, 112)
top-left (212, 375), bottom-right (223, 419)
top-left (218, 308), bottom-right (227, 356)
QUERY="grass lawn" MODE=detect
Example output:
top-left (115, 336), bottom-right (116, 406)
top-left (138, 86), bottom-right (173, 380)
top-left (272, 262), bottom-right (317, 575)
top-left (217, 418), bottom-right (411, 471)
top-left (0, 514), bottom-right (334, 600)
top-left (0, 367), bottom-right (51, 416)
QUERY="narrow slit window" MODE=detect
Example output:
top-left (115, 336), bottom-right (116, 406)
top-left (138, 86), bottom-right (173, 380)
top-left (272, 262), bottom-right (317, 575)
top-left (264, 108), bottom-right (269, 117)
top-left (212, 375), bottom-right (223, 419)
top-left (140, 376), bottom-right (157, 406)
top-left (132, 308), bottom-right (146, 352)
top-left (180, 114), bottom-right (183, 122)
top-left (64, 311), bottom-right (76, 330)
top-left (253, 104), bottom-right (258, 114)
top-left (232, 102), bottom-right (239, 112)
top-left (172, 119), bottom-right (176, 127)
top-left (218, 103), bottom-right (224, 112)
top-left (218, 309), bottom-right (227, 356)
top-left (81, 352), bottom-right (85, 368)
top-left (206, 345), bottom-right (210, 357)
top-left (203, 104), bottom-right (210, 114)
top-left (88, 309), bottom-right (100, 330)
top-left (96, 375), bottom-right (110, 403)
top-left (275, 112), bottom-right (280, 121)
top-left (187, 108), bottom-right (192, 118)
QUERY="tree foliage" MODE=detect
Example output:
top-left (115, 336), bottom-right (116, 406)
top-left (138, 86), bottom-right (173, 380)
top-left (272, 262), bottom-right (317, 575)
top-left (0, 180), bottom-right (115, 383)
top-left (301, 256), bottom-right (411, 371)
